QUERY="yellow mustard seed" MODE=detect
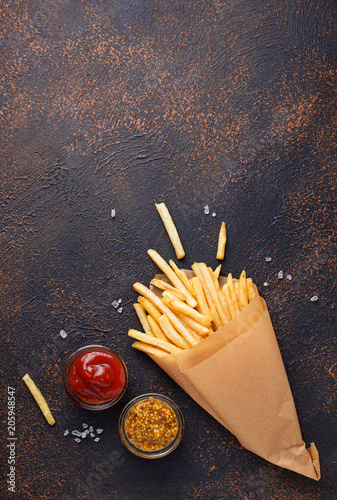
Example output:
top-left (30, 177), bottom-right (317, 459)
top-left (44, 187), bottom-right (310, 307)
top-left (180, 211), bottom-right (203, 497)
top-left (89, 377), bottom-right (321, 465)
top-left (125, 397), bottom-right (178, 452)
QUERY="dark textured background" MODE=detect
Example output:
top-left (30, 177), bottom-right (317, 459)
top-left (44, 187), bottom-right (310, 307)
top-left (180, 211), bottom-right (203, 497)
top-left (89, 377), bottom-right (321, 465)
top-left (1, 0), bottom-right (336, 499)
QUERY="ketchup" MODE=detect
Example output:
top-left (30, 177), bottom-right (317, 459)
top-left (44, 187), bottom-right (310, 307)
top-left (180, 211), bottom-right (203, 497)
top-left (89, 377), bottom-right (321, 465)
top-left (68, 349), bottom-right (126, 404)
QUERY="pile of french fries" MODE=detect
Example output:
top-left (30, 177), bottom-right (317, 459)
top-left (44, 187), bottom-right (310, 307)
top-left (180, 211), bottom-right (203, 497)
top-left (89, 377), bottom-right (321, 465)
top-left (128, 249), bottom-right (256, 357)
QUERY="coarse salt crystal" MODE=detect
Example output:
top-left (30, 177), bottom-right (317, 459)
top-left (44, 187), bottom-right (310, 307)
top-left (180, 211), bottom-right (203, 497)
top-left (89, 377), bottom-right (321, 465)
top-left (204, 205), bottom-right (210, 215)
top-left (81, 432), bottom-right (87, 439)
top-left (212, 212), bottom-right (216, 217)
top-left (118, 298), bottom-right (122, 304)
top-left (117, 307), bottom-right (123, 313)
top-left (111, 209), bottom-right (116, 218)
top-left (59, 329), bottom-right (68, 339)
top-left (63, 430), bottom-right (69, 436)
top-left (263, 282), bottom-right (269, 287)
top-left (82, 423), bottom-right (88, 429)
top-left (96, 429), bottom-right (103, 434)
top-left (72, 430), bottom-right (82, 437)
top-left (90, 433), bottom-right (95, 438)
top-left (94, 437), bottom-right (100, 442)
top-left (111, 300), bottom-right (119, 308)
top-left (265, 257), bottom-right (272, 262)
top-left (89, 426), bottom-right (94, 432)
top-left (74, 438), bottom-right (81, 443)
top-left (84, 429), bottom-right (89, 435)
top-left (278, 271), bottom-right (283, 279)
top-left (286, 274), bottom-right (292, 281)
top-left (310, 295), bottom-right (318, 302)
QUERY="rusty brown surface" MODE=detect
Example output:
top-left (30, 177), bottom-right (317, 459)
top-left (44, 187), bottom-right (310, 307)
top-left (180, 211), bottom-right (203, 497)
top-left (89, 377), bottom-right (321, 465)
top-left (0, 0), bottom-right (336, 499)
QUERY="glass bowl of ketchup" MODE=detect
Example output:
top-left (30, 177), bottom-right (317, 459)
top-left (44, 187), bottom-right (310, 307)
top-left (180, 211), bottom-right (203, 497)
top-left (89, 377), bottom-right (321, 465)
top-left (63, 345), bottom-right (128, 410)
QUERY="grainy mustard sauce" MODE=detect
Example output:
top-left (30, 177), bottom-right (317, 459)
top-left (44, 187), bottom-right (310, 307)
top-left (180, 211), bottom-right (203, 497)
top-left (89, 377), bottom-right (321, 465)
top-left (125, 397), bottom-right (178, 451)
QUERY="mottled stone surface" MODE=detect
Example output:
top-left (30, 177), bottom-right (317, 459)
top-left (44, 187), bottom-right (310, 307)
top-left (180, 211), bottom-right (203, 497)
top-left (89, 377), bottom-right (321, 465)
top-left (0, 0), bottom-right (336, 498)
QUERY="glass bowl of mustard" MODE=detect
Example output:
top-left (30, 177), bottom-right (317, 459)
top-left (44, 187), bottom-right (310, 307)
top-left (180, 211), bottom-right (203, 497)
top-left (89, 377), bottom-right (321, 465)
top-left (62, 345), bottom-right (128, 410)
top-left (118, 393), bottom-right (184, 458)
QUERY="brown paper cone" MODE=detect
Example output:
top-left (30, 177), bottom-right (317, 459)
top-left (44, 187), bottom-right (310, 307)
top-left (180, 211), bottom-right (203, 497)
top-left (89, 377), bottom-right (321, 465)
top-left (148, 277), bottom-right (320, 480)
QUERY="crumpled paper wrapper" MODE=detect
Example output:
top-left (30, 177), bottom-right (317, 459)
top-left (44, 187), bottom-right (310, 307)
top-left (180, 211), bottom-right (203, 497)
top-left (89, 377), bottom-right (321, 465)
top-left (148, 274), bottom-right (320, 480)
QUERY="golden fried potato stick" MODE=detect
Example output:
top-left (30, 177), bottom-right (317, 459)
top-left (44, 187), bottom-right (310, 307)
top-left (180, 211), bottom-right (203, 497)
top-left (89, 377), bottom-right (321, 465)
top-left (147, 315), bottom-right (169, 341)
top-left (174, 314), bottom-right (204, 342)
top-left (238, 270), bottom-right (249, 309)
top-left (132, 341), bottom-right (168, 357)
top-left (148, 249), bottom-right (197, 308)
top-left (155, 202), bottom-right (185, 259)
top-left (217, 289), bottom-right (231, 321)
top-left (138, 296), bottom-right (161, 324)
top-left (150, 279), bottom-right (186, 300)
top-left (226, 273), bottom-right (241, 316)
top-left (210, 303), bottom-right (222, 330)
top-left (128, 329), bottom-right (183, 354)
top-left (158, 315), bottom-right (190, 349)
top-left (22, 374), bottom-right (55, 426)
top-left (174, 311), bottom-right (210, 336)
top-left (222, 284), bottom-right (236, 320)
top-left (213, 264), bottom-right (222, 280)
top-left (190, 276), bottom-right (211, 320)
top-left (216, 222), bottom-right (227, 260)
top-left (199, 263), bottom-right (229, 325)
top-left (208, 266), bottom-right (220, 290)
top-left (165, 296), bottom-right (211, 327)
top-left (133, 303), bottom-right (154, 336)
top-left (169, 260), bottom-right (196, 296)
top-left (247, 277), bottom-right (256, 302)
top-left (133, 282), bottom-right (198, 346)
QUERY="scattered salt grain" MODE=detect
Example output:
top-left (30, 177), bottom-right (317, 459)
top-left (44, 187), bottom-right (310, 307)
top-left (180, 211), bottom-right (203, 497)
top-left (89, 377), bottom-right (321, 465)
top-left (96, 429), bottom-right (103, 435)
top-left (278, 271), bottom-right (283, 279)
top-left (265, 257), bottom-right (272, 262)
top-left (90, 433), bottom-right (95, 438)
top-left (111, 300), bottom-right (119, 308)
top-left (212, 212), bottom-right (216, 217)
top-left (94, 437), bottom-right (100, 442)
top-left (263, 282), bottom-right (269, 287)
top-left (81, 432), bottom-right (87, 439)
top-left (118, 298), bottom-right (122, 304)
top-left (72, 430), bottom-right (82, 437)
top-left (74, 438), bottom-right (81, 443)
top-left (82, 423), bottom-right (88, 429)
top-left (204, 205), bottom-right (210, 215)
top-left (84, 429), bottom-right (90, 435)
top-left (286, 274), bottom-right (292, 281)
top-left (310, 295), bottom-right (318, 302)
top-left (63, 430), bottom-right (69, 436)
top-left (117, 307), bottom-right (123, 314)
top-left (59, 329), bottom-right (68, 339)
top-left (111, 209), bottom-right (116, 218)
top-left (89, 426), bottom-right (94, 433)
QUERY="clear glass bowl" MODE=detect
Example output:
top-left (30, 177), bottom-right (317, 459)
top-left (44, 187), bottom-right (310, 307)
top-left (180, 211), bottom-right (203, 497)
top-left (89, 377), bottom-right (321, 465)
top-left (62, 345), bottom-right (128, 410)
top-left (118, 393), bottom-right (184, 458)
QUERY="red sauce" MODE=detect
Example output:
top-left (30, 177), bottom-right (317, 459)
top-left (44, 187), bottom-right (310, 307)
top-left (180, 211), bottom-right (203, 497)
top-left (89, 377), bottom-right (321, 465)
top-left (68, 349), bottom-right (126, 404)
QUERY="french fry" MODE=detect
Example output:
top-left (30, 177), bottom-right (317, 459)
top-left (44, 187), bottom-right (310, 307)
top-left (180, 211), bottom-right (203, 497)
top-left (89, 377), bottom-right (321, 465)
top-left (133, 303), bottom-right (154, 336)
top-left (174, 314), bottom-right (204, 342)
top-left (216, 222), bottom-right (227, 260)
top-left (158, 315), bottom-right (190, 349)
top-left (148, 249), bottom-right (197, 308)
top-left (175, 311), bottom-right (210, 336)
top-left (133, 282), bottom-right (198, 346)
top-left (165, 297), bottom-right (211, 327)
top-left (190, 276), bottom-right (211, 320)
top-left (213, 264), bottom-right (222, 280)
top-left (22, 374), bottom-right (55, 426)
top-left (217, 289), bottom-right (231, 321)
top-left (169, 260), bottom-right (196, 296)
top-left (132, 341), bottom-right (168, 357)
top-left (210, 303), bottom-right (222, 330)
top-left (226, 273), bottom-right (241, 316)
top-left (147, 315), bottom-right (169, 341)
top-left (209, 266), bottom-right (220, 290)
top-left (247, 278), bottom-right (255, 302)
top-left (238, 270), bottom-right (249, 309)
top-left (199, 262), bottom-right (229, 325)
top-left (191, 263), bottom-right (213, 309)
top-left (138, 296), bottom-right (161, 324)
top-left (128, 329), bottom-right (182, 354)
top-left (150, 278), bottom-right (186, 301)
top-left (155, 202), bottom-right (185, 259)
top-left (222, 283), bottom-right (236, 319)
